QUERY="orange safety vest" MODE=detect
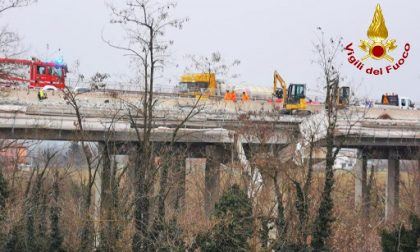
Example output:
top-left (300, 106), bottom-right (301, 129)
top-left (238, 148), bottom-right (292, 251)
top-left (383, 96), bottom-right (389, 104)
top-left (231, 92), bottom-right (236, 102)
top-left (242, 94), bottom-right (249, 102)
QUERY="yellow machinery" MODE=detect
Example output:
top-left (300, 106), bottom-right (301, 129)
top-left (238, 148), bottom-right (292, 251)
top-left (273, 71), bottom-right (307, 111)
top-left (337, 86), bottom-right (350, 108)
top-left (179, 73), bottom-right (217, 98)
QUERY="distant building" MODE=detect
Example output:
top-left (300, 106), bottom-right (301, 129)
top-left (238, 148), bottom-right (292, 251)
top-left (333, 149), bottom-right (357, 170)
top-left (0, 142), bottom-right (28, 171)
top-left (334, 156), bottom-right (355, 170)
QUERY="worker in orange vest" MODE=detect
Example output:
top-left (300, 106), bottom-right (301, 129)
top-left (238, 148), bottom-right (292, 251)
top-left (231, 91), bottom-right (236, 102)
top-left (224, 90), bottom-right (231, 101)
top-left (383, 95), bottom-right (389, 104)
top-left (241, 91), bottom-right (249, 102)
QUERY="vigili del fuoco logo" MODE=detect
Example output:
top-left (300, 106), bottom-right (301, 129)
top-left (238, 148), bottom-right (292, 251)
top-left (345, 4), bottom-right (410, 75)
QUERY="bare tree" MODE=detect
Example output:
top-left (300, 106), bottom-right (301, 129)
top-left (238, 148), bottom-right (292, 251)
top-left (184, 51), bottom-right (240, 94)
top-left (62, 65), bottom-right (133, 250)
top-left (185, 52), bottom-right (240, 76)
top-left (11, 148), bottom-right (59, 251)
top-left (310, 29), bottom-right (345, 251)
top-left (0, 0), bottom-right (36, 14)
top-left (62, 81), bottom-right (103, 251)
top-left (105, 1), bottom-right (188, 250)
top-left (0, 0), bottom-right (38, 83)
top-left (89, 72), bottom-right (110, 91)
top-left (0, 26), bottom-right (21, 57)
top-left (0, 0), bottom-right (36, 245)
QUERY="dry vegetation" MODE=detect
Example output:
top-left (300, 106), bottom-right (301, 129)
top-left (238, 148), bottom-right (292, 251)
top-left (1, 150), bottom-right (419, 251)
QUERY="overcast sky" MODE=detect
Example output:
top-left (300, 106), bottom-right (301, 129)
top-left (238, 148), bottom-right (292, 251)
top-left (2, 0), bottom-right (420, 101)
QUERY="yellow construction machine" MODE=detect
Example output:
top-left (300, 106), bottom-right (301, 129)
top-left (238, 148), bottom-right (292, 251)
top-left (273, 71), bottom-right (308, 113)
top-left (178, 73), bottom-right (217, 98)
top-left (337, 86), bottom-right (350, 108)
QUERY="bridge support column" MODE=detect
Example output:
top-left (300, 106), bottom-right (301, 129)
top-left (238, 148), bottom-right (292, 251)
top-left (127, 143), bottom-right (140, 192)
top-left (386, 149), bottom-right (400, 220)
top-left (183, 144), bottom-right (206, 219)
top-left (354, 149), bottom-right (368, 216)
top-left (96, 142), bottom-right (123, 248)
top-left (416, 159), bottom-right (420, 215)
top-left (205, 144), bottom-right (223, 217)
top-left (170, 144), bottom-right (187, 213)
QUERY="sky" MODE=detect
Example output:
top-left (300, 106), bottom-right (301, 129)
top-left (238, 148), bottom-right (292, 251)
top-left (2, 0), bottom-right (420, 101)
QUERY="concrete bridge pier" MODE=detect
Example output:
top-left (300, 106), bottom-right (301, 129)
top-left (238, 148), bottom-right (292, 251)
top-left (416, 159), bottom-right (420, 215)
top-left (94, 142), bottom-right (132, 248)
top-left (123, 142), bottom-right (226, 217)
top-left (204, 144), bottom-right (224, 217)
top-left (95, 142), bottom-right (119, 248)
top-left (386, 149), bottom-right (400, 220)
top-left (354, 149), bottom-right (368, 216)
top-left (170, 143), bottom-right (228, 218)
top-left (166, 143), bottom-right (187, 213)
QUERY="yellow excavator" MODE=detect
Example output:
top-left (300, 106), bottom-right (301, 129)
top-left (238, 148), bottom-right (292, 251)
top-left (273, 71), bottom-right (308, 113)
top-left (337, 86), bottom-right (350, 108)
top-left (330, 75), bottom-right (351, 108)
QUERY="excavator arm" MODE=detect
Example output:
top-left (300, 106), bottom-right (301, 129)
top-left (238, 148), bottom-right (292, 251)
top-left (273, 71), bottom-right (288, 108)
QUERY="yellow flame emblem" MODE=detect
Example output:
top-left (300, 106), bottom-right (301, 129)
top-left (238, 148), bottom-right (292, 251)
top-left (359, 4), bottom-right (397, 62)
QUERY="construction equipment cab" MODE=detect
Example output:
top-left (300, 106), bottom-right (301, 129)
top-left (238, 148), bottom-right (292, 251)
top-left (273, 71), bottom-right (307, 112)
top-left (179, 73), bottom-right (217, 98)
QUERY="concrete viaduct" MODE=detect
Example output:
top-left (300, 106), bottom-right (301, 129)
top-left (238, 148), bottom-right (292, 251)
top-left (1, 90), bottom-right (420, 219)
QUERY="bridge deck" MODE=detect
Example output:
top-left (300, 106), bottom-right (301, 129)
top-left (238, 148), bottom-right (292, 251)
top-left (0, 89), bottom-right (420, 146)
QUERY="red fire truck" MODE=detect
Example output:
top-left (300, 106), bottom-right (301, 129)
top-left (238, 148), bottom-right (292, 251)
top-left (0, 57), bottom-right (67, 89)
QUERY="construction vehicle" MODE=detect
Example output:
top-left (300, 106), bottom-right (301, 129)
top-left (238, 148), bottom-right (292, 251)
top-left (325, 75), bottom-right (351, 109)
top-left (0, 57), bottom-right (67, 89)
top-left (273, 71), bottom-right (308, 113)
top-left (337, 86), bottom-right (351, 108)
top-left (374, 93), bottom-right (415, 109)
top-left (178, 73), bottom-right (217, 98)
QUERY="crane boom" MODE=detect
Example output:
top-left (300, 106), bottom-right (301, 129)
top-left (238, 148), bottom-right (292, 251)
top-left (0, 58), bottom-right (33, 66)
top-left (273, 71), bottom-right (288, 108)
